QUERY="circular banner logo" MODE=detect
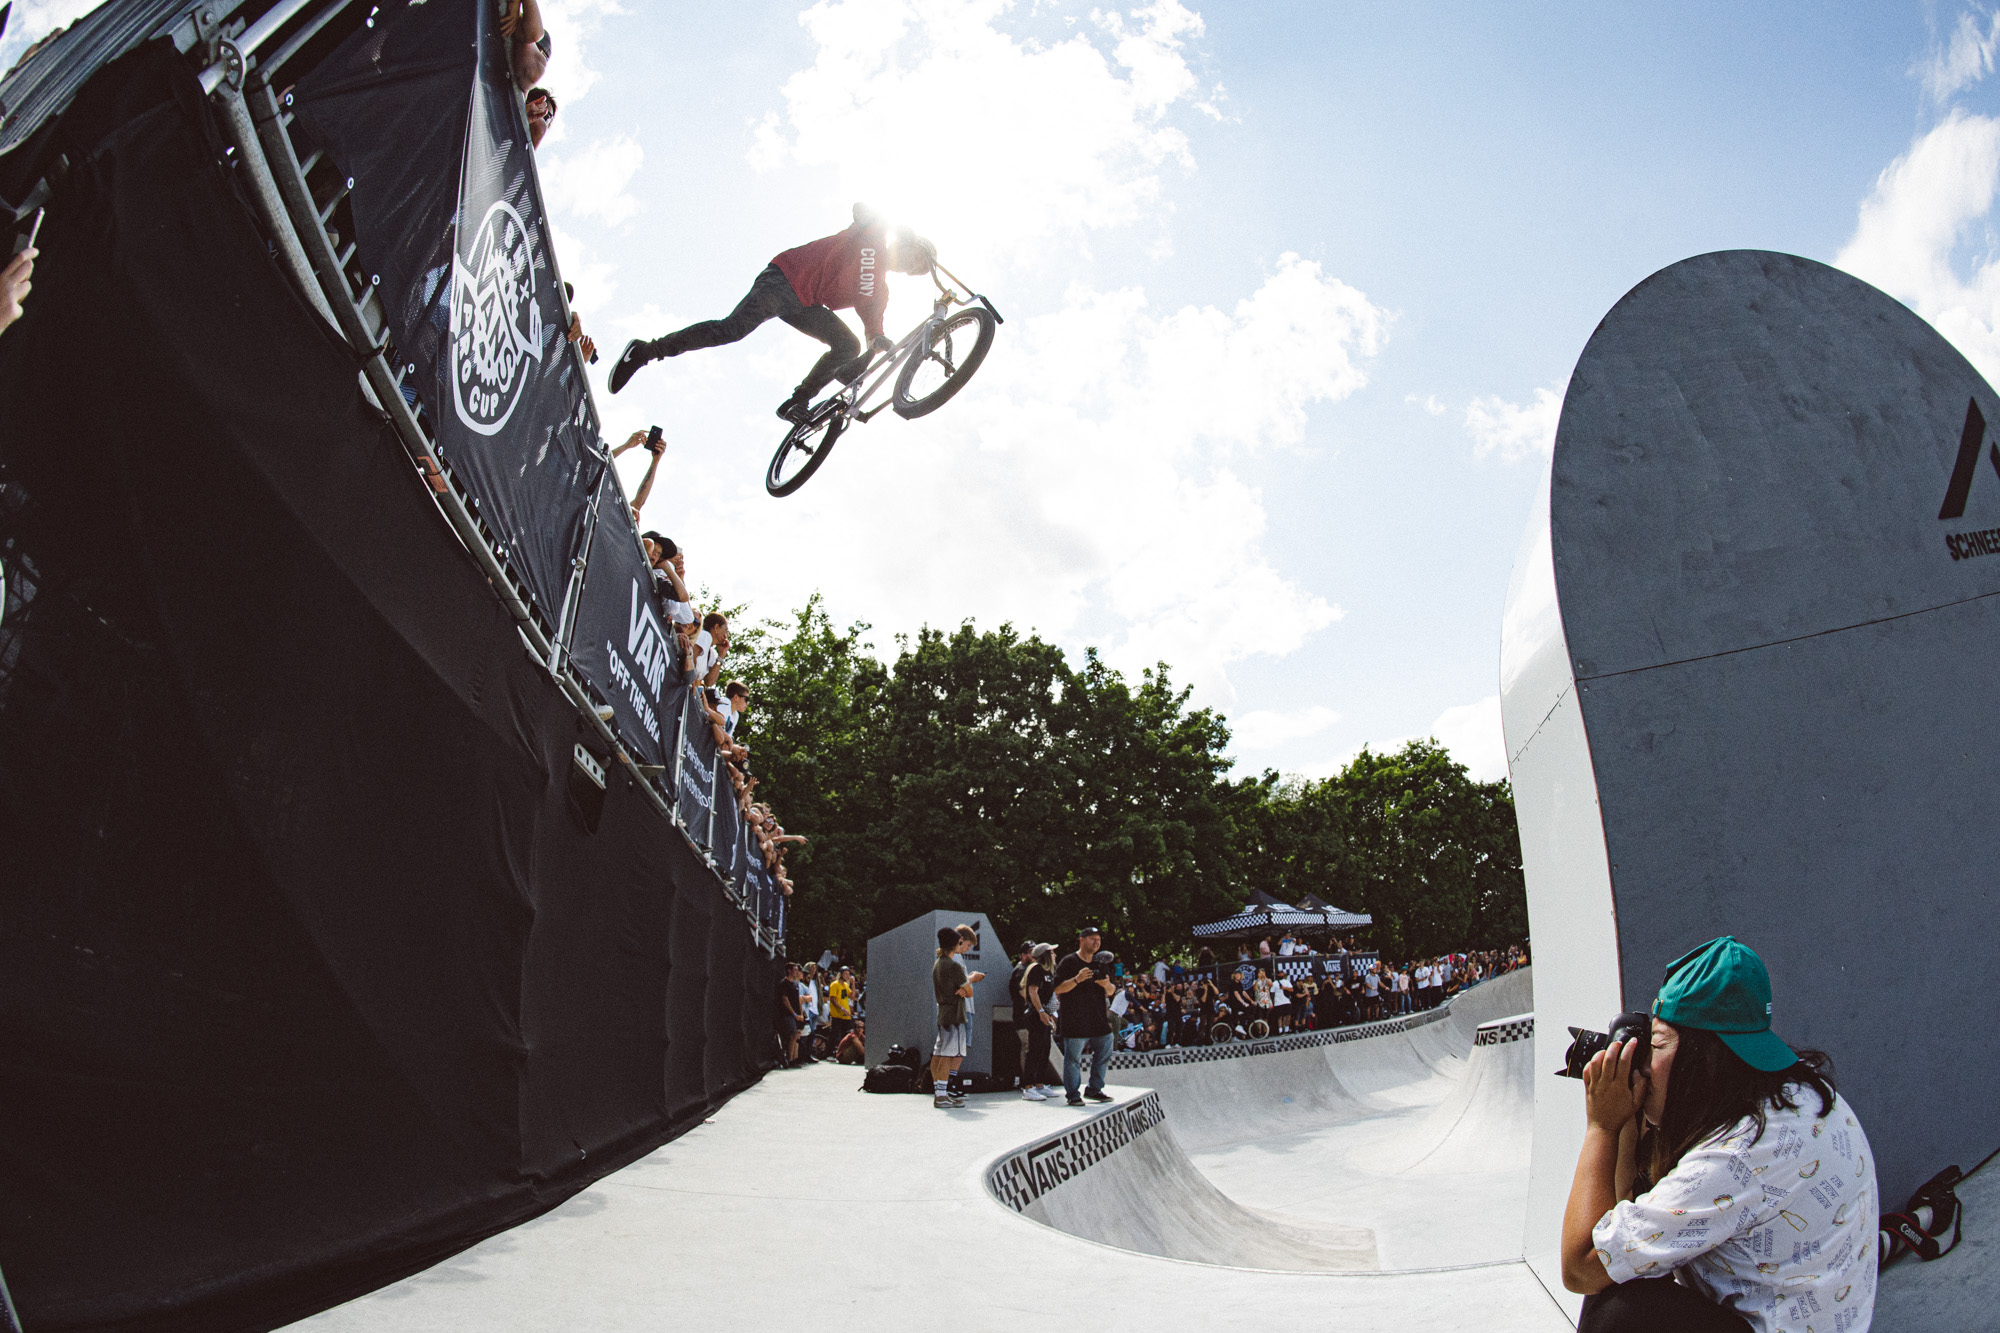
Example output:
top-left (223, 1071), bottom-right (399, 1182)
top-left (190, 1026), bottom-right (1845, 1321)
top-left (449, 200), bottom-right (544, 435)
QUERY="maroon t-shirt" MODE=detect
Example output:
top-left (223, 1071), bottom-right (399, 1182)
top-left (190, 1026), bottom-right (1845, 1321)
top-left (773, 224), bottom-right (892, 340)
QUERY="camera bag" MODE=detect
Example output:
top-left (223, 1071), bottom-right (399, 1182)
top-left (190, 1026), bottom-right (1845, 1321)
top-left (1878, 1164), bottom-right (1965, 1264)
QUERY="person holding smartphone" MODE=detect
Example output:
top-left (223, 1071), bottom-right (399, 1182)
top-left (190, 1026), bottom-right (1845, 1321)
top-left (1052, 925), bottom-right (1117, 1106)
top-left (930, 925), bottom-right (984, 1109)
top-left (2, 209), bottom-right (41, 336)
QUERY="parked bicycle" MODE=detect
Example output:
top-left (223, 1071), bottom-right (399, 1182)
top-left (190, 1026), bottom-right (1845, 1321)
top-left (765, 260), bottom-right (1002, 497)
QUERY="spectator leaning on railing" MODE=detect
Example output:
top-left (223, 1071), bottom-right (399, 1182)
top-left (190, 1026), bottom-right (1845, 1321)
top-left (0, 243), bottom-right (35, 337)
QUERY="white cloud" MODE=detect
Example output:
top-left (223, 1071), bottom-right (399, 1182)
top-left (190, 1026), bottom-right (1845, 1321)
top-left (1917, 9), bottom-right (2000, 104)
top-left (1428, 695), bottom-right (1506, 782)
top-left (640, 254), bottom-right (1380, 708)
top-left (596, 1), bottom-right (1383, 711)
top-left (0, 0), bottom-right (105, 71)
top-left (1463, 386), bottom-right (1561, 462)
top-left (533, 0), bottom-right (627, 103)
top-left (540, 134), bottom-right (645, 226)
top-left (1230, 704), bottom-right (1340, 752)
top-left (1835, 110), bottom-right (2000, 386)
top-left (1405, 391), bottom-right (1446, 416)
top-left (749, 0), bottom-right (1208, 267)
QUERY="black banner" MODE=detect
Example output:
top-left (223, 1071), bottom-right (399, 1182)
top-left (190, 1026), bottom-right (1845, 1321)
top-left (290, 0), bottom-right (597, 623)
top-left (565, 475), bottom-right (673, 766)
top-left (675, 687), bottom-right (720, 837)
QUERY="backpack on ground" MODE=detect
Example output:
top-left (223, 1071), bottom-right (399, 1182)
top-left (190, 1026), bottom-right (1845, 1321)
top-left (862, 1063), bottom-right (915, 1094)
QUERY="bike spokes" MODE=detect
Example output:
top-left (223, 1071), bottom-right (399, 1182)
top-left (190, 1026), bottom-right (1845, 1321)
top-left (766, 405), bottom-right (847, 497)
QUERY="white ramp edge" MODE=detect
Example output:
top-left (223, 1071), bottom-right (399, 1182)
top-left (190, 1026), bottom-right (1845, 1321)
top-left (984, 1090), bottom-right (1380, 1271)
top-left (983, 976), bottom-right (1539, 1276)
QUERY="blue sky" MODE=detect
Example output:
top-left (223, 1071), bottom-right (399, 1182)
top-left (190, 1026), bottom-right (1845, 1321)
top-left (12, 0), bottom-right (1998, 780)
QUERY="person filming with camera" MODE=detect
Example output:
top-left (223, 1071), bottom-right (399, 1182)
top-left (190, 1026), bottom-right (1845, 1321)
top-left (1561, 935), bottom-right (1877, 1332)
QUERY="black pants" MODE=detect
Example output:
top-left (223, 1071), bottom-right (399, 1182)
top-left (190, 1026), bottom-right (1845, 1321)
top-left (1579, 1279), bottom-right (1751, 1333)
top-left (1021, 1022), bottom-right (1052, 1085)
top-left (658, 263), bottom-right (862, 398)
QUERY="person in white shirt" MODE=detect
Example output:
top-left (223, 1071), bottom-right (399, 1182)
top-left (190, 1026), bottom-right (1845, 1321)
top-left (1563, 936), bottom-right (1876, 1333)
top-left (1414, 961), bottom-right (1433, 1008)
top-left (690, 612), bottom-right (728, 687)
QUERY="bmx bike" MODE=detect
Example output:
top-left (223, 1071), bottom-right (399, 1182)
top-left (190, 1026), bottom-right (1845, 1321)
top-left (765, 260), bottom-right (1002, 497)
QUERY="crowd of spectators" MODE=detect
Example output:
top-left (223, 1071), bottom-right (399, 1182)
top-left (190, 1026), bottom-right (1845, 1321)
top-left (777, 959), bottom-right (866, 1069)
top-left (1097, 940), bottom-right (1529, 1053)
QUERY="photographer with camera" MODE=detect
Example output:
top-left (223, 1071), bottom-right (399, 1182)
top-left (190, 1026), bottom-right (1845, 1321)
top-left (1052, 926), bottom-right (1117, 1106)
top-left (1561, 936), bottom-right (1877, 1332)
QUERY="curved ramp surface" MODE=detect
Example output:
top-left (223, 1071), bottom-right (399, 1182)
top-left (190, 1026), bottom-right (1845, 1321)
top-left (986, 1092), bottom-right (1378, 1270)
top-left (1005, 972), bottom-right (1535, 1272)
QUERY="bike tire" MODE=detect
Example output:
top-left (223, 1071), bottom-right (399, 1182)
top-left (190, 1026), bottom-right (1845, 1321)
top-left (766, 406), bottom-right (846, 497)
top-left (1209, 1022), bottom-right (1234, 1045)
top-left (892, 305), bottom-right (996, 420)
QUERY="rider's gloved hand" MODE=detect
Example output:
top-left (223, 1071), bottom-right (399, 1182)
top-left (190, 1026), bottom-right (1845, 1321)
top-left (869, 334), bottom-right (894, 356)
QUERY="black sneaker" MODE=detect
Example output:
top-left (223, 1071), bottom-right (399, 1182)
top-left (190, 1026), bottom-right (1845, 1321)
top-left (609, 339), bottom-right (655, 394)
top-left (1085, 1090), bottom-right (1113, 1103)
top-left (1066, 1097), bottom-right (1084, 1106)
top-left (776, 391), bottom-right (812, 424)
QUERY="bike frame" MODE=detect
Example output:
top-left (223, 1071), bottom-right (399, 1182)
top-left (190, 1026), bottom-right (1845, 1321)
top-left (827, 265), bottom-right (982, 425)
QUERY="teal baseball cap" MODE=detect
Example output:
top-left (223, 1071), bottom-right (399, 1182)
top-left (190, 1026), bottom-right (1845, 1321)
top-left (1653, 936), bottom-right (1798, 1073)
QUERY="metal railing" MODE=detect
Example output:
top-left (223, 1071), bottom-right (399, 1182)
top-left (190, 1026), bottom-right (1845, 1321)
top-left (186, 0), bottom-right (782, 955)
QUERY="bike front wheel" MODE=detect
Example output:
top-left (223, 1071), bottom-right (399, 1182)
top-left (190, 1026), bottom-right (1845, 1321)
top-left (766, 405), bottom-right (846, 497)
top-left (892, 306), bottom-right (996, 419)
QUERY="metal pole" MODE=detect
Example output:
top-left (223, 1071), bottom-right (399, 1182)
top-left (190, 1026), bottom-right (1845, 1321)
top-left (669, 687), bottom-right (689, 825)
top-left (549, 464), bottom-right (605, 677)
top-left (706, 726), bottom-right (719, 853)
top-left (209, 59), bottom-right (339, 335)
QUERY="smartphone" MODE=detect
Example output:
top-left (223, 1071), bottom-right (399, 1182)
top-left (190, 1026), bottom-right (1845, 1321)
top-left (12, 207), bottom-right (42, 258)
top-left (645, 424), bottom-right (662, 452)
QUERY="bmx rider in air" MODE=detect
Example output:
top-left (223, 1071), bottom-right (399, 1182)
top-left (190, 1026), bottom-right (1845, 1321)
top-left (608, 205), bottom-right (937, 424)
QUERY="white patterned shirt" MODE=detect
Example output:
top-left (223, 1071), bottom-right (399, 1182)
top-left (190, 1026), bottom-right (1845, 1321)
top-left (1593, 1092), bottom-right (1877, 1333)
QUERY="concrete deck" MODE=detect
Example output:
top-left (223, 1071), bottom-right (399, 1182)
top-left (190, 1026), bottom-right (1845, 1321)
top-left (289, 1065), bottom-right (1570, 1332)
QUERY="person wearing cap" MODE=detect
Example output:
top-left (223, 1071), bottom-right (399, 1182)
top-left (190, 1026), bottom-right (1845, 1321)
top-left (1052, 926), bottom-right (1117, 1106)
top-left (1021, 943), bottom-right (1059, 1099)
top-left (608, 205), bottom-right (938, 423)
top-left (930, 925), bottom-right (983, 1109)
top-left (1562, 936), bottom-right (1877, 1332)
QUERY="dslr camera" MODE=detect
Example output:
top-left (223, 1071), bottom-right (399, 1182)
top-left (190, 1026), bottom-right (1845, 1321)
top-left (1556, 1011), bottom-right (1653, 1080)
top-left (1089, 951), bottom-right (1117, 971)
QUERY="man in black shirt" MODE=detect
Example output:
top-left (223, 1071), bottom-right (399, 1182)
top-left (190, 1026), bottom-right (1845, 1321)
top-left (775, 962), bottom-right (803, 1067)
top-left (1052, 925), bottom-right (1117, 1106)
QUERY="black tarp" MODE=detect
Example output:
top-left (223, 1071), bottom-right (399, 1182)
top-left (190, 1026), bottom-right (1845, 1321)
top-left (0, 44), bottom-right (775, 1333)
top-left (288, 0), bottom-right (598, 625)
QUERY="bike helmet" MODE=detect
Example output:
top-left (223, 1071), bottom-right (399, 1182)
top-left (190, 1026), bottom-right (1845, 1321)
top-left (895, 229), bottom-right (937, 273)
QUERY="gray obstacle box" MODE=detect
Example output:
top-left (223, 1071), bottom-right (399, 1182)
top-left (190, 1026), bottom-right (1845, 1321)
top-left (864, 910), bottom-right (1014, 1079)
top-left (1503, 249), bottom-right (2000, 1306)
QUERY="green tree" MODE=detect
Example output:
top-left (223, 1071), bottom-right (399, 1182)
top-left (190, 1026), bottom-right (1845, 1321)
top-left (726, 602), bottom-right (1526, 967)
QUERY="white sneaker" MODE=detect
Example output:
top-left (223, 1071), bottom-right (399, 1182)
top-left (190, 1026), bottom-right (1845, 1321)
top-left (1021, 1086), bottom-right (1047, 1101)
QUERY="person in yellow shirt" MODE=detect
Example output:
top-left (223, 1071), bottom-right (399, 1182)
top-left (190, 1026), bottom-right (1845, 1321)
top-left (827, 966), bottom-right (857, 1057)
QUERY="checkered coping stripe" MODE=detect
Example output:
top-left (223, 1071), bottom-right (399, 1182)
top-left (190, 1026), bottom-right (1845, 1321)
top-left (1101, 1002), bottom-right (1453, 1071)
top-left (1475, 1013), bottom-right (1535, 1046)
top-left (986, 1090), bottom-right (1169, 1213)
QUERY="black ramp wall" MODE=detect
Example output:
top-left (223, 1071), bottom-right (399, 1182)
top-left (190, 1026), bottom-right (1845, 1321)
top-left (1550, 250), bottom-right (2000, 1205)
top-left (0, 46), bottom-right (776, 1333)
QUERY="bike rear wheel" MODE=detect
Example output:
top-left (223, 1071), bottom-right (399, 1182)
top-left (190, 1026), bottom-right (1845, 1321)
top-left (892, 306), bottom-right (996, 419)
top-left (766, 404), bottom-right (846, 497)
